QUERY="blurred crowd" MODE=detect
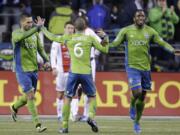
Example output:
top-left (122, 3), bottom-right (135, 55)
top-left (0, 0), bottom-right (180, 72)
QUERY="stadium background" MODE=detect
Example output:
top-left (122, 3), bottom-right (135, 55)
top-left (0, 0), bottom-right (179, 116)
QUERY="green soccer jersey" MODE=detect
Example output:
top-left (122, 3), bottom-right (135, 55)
top-left (12, 27), bottom-right (49, 72)
top-left (42, 27), bottom-right (109, 74)
top-left (110, 24), bottom-right (174, 71)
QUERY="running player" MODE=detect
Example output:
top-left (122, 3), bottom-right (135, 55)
top-left (107, 9), bottom-right (175, 134)
top-left (10, 13), bottom-right (49, 132)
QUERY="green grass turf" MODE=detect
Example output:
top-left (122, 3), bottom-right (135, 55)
top-left (0, 116), bottom-right (180, 135)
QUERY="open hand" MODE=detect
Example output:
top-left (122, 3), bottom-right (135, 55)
top-left (34, 16), bottom-right (45, 27)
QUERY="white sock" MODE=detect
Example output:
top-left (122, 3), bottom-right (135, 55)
top-left (56, 98), bottom-right (63, 118)
top-left (71, 98), bottom-right (79, 116)
top-left (83, 95), bottom-right (89, 117)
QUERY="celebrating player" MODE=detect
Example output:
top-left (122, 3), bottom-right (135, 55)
top-left (108, 9), bottom-right (175, 134)
top-left (77, 16), bottom-right (102, 122)
top-left (37, 16), bottom-right (109, 133)
top-left (10, 13), bottom-right (49, 132)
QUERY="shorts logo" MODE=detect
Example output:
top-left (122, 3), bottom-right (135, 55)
top-left (129, 78), bottom-right (133, 84)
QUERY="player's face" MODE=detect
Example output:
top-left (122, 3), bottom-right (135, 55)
top-left (134, 11), bottom-right (146, 27)
top-left (64, 24), bottom-right (75, 35)
top-left (21, 17), bottom-right (33, 30)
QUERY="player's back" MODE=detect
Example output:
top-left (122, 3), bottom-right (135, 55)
top-left (66, 33), bottom-right (94, 74)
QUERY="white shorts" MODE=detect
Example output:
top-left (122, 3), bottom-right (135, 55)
top-left (56, 72), bottom-right (69, 92)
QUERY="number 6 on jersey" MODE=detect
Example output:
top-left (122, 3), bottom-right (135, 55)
top-left (74, 43), bottom-right (83, 58)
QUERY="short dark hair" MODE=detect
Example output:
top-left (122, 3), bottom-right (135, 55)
top-left (20, 12), bottom-right (32, 21)
top-left (64, 21), bottom-right (74, 28)
top-left (74, 17), bottom-right (86, 31)
top-left (134, 9), bottom-right (145, 17)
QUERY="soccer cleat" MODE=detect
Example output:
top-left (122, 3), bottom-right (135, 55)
top-left (10, 105), bottom-right (18, 122)
top-left (129, 106), bottom-right (136, 120)
top-left (58, 128), bottom-right (68, 133)
top-left (79, 115), bottom-right (88, 122)
top-left (36, 123), bottom-right (47, 133)
top-left (134, 123), bottom-right (141, 134)
top-left (87, 118), bottom-right (98, 133)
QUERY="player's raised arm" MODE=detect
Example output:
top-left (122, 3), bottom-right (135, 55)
top-left (109, 28), bottom-right (126, 47)
top-left (41, 26), bottom-right (65, 43)
top-left (35, 16), bottom-right (65, 43)
top-left (12, 14), bottom-right (42, 44)
top-left (152, 29), bottom-right (174, 53)
top-left (91, 36), bottom-right (109, 53)
top-left (36, 33), bottom-right (49, 63)
top-left (12, 27), bottom-right (40, 43)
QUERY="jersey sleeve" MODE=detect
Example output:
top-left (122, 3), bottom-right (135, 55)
top-left (109, 28), bottom-right (126, 47)
top-left (152, 29), bottom-right (174, 53)
top-left (50, 42), bottom-right (58, 69)
top-left (12, 27), bottom-right (39, 43)
top-left (36, 33), bottom-right (49, 62)
top-left (86, 28), bottom-right (102, 57)
top-left (91, 36), bottom-right (109, 53)
top-left (41, 26), bottom-right (65, 43)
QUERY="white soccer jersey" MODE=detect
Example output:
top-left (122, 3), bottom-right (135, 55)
top-left (50, 42), bottom-right (70, 91)
top-left (50, 42), bottom-right (70, 73)
top-left (85, 27), bottom-right (101, 58)
top-left (84, 27), bottom-right (101, 81)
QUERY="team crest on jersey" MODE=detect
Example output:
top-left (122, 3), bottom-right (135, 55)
top-left (144, 33), bottom-right (149, 39)
top-left (130, 34), bottom-right (134, 38)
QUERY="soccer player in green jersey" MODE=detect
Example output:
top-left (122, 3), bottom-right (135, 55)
top-left (37, 17), bottom-right (109, 133)
top-left (10, 13), bottom-right (49, 133)
top-left (108, 9), bottom-right (175, 134)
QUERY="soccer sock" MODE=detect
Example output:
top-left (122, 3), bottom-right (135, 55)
top-left (27, 99), bottom-right (39, 126)
top-left (62, 103), bottom-right (70, 129)
top-left (88, 98), bottom-right (97, 119)
top-left (83, 95), bottom-right (89, 117)
top-left (13, 95), bottom-right (27, 110)
top-left (56, 98), bottom-right (63, 118)
top-left (71, 98), bottom-right (79, 116)
top-left (130, 96), bottom-right (136, 108)
top-left (135, 99), bottom-right (145, 124)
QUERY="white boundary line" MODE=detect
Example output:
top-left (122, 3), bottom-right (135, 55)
top-left (1, 115), bottom-right (180, 120)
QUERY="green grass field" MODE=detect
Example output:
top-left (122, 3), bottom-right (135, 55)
top-left (0, 116), bottom-right (180, 135)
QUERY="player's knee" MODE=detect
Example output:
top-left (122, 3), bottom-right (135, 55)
top-left (57, 91), bottom-right (64, 100)
top-left (27, 95), bottom-right (35, 100)
top-left (139, 91), bottom-right (147, 101)
top-left (58, 94), bottom-right (64, 100)
top-left (26, 90), bottom-right (35, 100)
top-left (132, 90), bottom-right (141, 99)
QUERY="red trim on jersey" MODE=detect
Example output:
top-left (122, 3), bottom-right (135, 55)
top-left (61, 45), bottom-right (70, 72)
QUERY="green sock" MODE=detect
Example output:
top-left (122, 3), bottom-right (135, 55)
top-left (27, 99), bottom-right (39, 126)
top-left (130, 96), bottom-right (136, 108)
top-left (88, 99), bottom-right (97, 119)
top-left (135, 99), bottom-right (145, 124)
top-left (13, 95), bottom-right (27, 110)
top-left (62, 103), bottom-right (70, 129)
